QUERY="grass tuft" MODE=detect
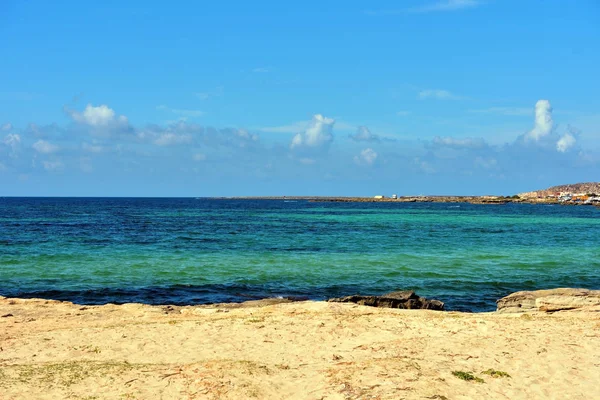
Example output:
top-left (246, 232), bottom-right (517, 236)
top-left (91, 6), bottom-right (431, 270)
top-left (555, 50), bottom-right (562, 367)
top-left (482, 369), bottom-right (511, 378)
top-left (452, 371), bottom-right (484, 383)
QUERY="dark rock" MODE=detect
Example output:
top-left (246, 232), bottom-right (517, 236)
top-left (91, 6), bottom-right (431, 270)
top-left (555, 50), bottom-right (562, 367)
top-left (328, 290), bottom-right (444, 311)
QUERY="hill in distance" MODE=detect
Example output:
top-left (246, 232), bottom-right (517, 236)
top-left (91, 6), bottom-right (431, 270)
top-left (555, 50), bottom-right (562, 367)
top-left (519, 182), bottom-right (600, 198)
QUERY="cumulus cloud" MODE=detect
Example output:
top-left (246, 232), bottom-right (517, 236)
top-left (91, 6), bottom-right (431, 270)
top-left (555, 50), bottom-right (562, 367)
top-left (349, 126), bottom-right (379, 142)
top-left (233, 129), bottom-right (259, 146)
top-left (154, 133), bottom-right (193, 146)
top-left (1, 123), bottom-right (12, 131)
top-left (259, 121), bottom-right (311, 134)
top-left (290, 114), bottom-right (335, 150)
top-left (431, 136), bottom-right (486, 149)
top-left (418, 89), bottom-right (461, 100)
top-left (136, 122), bottom-right (259, 150)
top-left (556, 132), bottom-right (576, 153)
top-left (32, 140), bottom-right (60, 154)
top-left (67, 104), bottom-right (128, 127)
top-left (526, 100), bottom-right (553, 141)
top-left (354, 148), bottom-right (378, 166)
top-left (2, 133), bottom-right (21, 157)
top-left (2, 97), bottom-right (593, 192)
top-left (517, 100), bottom-right (578, 152)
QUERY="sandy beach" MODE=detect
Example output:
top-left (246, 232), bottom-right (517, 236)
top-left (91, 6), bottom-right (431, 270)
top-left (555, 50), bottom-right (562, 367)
top-left (1, 296), bottom-right (599, 399)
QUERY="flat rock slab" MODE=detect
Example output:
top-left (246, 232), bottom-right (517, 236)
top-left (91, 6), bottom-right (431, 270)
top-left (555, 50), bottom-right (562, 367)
top-left (328, 290), bottom-right (445, 311)
top-left (497, 288), bottom-right (600, 313)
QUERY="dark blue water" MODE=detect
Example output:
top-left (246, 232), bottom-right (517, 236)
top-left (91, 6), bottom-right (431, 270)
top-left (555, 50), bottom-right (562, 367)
top-left (1, 197), bottom-right (599, 311)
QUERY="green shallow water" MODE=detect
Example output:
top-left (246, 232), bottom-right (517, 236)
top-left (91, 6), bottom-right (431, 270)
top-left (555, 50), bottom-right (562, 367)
top-left (0, 197), bottom-right (599, 311)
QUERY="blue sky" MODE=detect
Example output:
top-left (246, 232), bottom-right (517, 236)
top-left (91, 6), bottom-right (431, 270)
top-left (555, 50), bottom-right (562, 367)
top-left (1, 0), bottom-right (599, 196)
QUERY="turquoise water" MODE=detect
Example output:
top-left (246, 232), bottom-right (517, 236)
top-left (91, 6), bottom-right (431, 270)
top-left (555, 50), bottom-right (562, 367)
top-left (1, 198), bottom-right (599, 311)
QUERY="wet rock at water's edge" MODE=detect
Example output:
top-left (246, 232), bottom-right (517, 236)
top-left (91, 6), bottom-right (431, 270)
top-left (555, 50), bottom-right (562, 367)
top-left (328, 290), bottom-right (445, 311)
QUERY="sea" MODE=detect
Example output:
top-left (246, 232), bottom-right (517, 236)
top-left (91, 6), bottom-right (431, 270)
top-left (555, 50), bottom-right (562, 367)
top-left (1, 197), bottom-right (599, 312)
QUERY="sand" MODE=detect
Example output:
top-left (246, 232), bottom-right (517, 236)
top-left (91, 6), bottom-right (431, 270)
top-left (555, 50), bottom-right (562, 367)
top-left (1, 296), bottom-right (599, 399)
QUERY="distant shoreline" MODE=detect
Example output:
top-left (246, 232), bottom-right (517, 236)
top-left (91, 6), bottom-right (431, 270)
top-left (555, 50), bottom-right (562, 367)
top-left (1, 195), bottom-right (597, 206)
top-left (220, 195), bottom-right (599, 206)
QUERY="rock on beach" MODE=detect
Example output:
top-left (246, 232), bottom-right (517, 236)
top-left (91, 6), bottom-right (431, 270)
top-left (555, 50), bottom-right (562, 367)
top-left (497, 288), bottom-right (600, 313)
top-left (328, 290), bottom-right (445, 310)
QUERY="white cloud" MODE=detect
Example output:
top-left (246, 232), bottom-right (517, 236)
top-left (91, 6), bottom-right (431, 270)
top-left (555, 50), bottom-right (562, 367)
top-left (418, 89), bottom-right (461, 100)
top-left (32, 140), bottom-right (60, 154)
top-left (3, 133), bottom-right (21, 157)
top-left (259, 120), bottom-right (310, 134)
top-left (137, 123), bottom-right (259, 150)
top-left (67, 104), bottom-right (128, 127)
top-left (354, 148), bottom-right (378, 166)
top-left (556, 132), bottom-right (576, 153)
top-left (526, 100), bottom-right (553, 141)
top-left (410, 0), bottom-right (481, 13)
top-left (349, 126), bottom-right (379, 142)
top-left (290, 114), bottom-right (335, 150)
top-left (234, 129), bottom-right (259, 143)
top-left (261, 119), bottom-right (354, 134)
top-left (156, 105), bottom-right (204, 118)
top-left (193, 153), bottom-right (206, 161)
top-left (154, 133), bottom-right (193, 146)
top-left (1, 123), bottom-right (12, 131)
top-left (468, 107), bottom-right (532, 116)
top-left (432, 136), bottom-right (486, 149)
top-left (43, 160), bottom-right (64, 171)
top-left (516, 100), bottom-right (580, 153)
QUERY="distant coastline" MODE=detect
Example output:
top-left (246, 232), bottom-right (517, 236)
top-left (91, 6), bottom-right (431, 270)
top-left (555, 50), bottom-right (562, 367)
top-left (222, 195), bottom-right (599, 206)
top-left (223, 181), bottom-right (600, 206)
